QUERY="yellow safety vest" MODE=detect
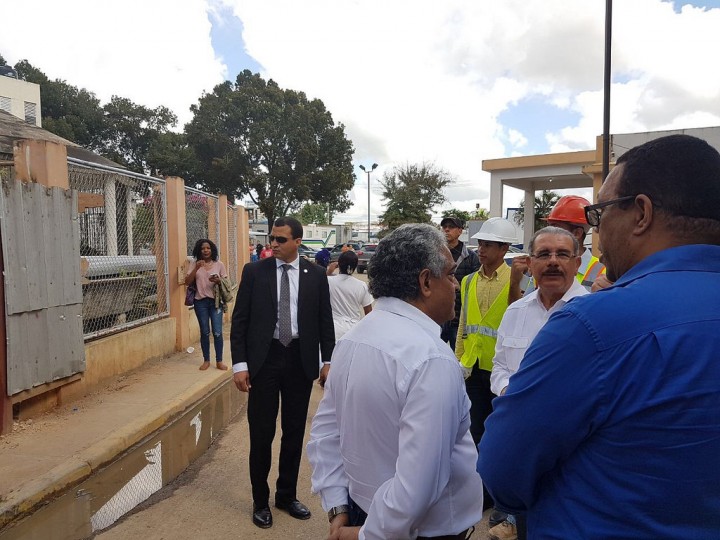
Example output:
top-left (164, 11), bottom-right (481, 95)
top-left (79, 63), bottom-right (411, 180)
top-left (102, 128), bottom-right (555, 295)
top-left (459, 272), bottom-right (510, 371)
top-left (580, 255), bottom-right (606, 288)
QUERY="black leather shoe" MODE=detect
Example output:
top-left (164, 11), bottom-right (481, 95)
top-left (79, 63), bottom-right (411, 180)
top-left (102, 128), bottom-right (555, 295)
top-left (252, 506), bottom-right (273, 528)
top-left (275, 499), bottom-right (311, 520)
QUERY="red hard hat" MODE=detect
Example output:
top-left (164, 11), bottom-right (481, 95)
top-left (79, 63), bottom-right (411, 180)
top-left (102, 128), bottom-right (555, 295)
top-left (544, 195), bottom-right (591, 226)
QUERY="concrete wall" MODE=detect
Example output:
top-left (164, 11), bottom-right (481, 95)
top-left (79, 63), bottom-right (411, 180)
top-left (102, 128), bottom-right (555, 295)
top-left (16, 318), bottom-right (177, 419)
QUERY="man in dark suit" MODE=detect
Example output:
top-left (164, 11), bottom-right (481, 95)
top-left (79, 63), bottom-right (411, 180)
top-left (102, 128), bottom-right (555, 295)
top-left (231, 216), bottom-right (335, 529)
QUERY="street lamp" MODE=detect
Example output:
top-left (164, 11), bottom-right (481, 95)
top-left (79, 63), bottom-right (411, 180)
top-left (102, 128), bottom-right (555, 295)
top-left (359, 163), bottom-right (378, 242)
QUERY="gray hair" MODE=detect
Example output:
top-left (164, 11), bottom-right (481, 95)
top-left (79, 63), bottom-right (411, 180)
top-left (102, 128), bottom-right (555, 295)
top-left (368, 223), bottom-right (448, 301)
top-left (528, 226), bottom-right (579, 255)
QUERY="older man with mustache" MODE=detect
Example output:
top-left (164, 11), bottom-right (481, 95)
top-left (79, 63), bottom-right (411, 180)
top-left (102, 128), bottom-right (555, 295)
top-left (486, 226), bottom-right (588, 540)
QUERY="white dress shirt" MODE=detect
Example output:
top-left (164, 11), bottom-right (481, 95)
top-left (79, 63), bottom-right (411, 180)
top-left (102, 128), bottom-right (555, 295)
top-left (327, 274), bottom-right (373, 340)
top-left (233, 256), bottom-right (300, 374)
top-left (307, 297), bottom-right (483, 540)
top-left (490, 279), bottom-right (588, 396)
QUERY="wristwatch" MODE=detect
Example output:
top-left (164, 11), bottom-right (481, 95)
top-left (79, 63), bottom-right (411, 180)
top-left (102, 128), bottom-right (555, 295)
top-left (327, 504), bottom-right (350, 522)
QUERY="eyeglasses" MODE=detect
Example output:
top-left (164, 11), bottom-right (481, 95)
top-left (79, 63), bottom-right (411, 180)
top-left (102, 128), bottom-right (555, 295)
top-left (584, 196), bottom-right (636, 227)
top-left (530, 251), bottom-right (576, 261)
top-left (269, 235), bottom-right (291, 244)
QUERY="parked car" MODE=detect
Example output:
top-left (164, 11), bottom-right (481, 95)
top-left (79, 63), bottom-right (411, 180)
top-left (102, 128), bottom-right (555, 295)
top-left (356, 243), bottom-right (378, 273)
top-left (298, 244), bottom-right (319, 260)
top-left (328, 242), bottom-right (364, 263)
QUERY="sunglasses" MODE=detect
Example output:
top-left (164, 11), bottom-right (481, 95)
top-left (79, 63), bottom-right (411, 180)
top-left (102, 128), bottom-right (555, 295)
top-left (584, 195), bottom-right (636, 227)
top-left (268, 235), bottom-right (292, 244)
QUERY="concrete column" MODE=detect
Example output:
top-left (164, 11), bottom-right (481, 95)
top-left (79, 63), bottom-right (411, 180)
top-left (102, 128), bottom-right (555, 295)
top-left (165, 177), bottom-right (191, 351)
top-left (104, 178), bottom-right (118, 256)
top-left (12, 140), bottom-right (69, 188)
top-left (217, 195), bottom-right (229, 263)
top-left (489, 175), bottom-right (503, 217)
top-left (126, 187), bottom-right (134, 255)
top-left (207, 197), bottom-right (218, 248)
top-left (523, 189), bottom-right (536, 248)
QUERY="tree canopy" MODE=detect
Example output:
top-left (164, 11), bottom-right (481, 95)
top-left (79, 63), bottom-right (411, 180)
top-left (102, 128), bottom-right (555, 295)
top-left (379, 163), bottom-right (452, 232)
top-left (8, 56), bottom-right (177, 173)
top-left (292, 202), bottom-right (332, 225)
top-left (514, 190), bottom-right (560, 233)
top-left (98, 96), bottom-right (177, 173)
top-left (185, 70), bottom-right (355, 226)
top-left (442, 206), bottom-right (490, 223)
top-left (3, 56), bottom-right (357, 224)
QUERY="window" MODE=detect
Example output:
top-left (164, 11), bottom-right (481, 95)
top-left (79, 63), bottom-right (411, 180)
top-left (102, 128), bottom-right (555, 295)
top-left (0, 96), bottom-right (10, 113)
top-left (24, 101), bottom-right (37, 125)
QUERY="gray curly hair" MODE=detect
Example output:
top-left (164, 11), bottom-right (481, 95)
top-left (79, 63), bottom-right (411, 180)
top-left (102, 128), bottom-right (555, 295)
top-left (368, 223), bottom-right (448, 301)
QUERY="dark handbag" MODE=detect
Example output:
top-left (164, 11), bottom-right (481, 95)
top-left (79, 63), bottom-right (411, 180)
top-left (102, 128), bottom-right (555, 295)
top-left (185, 283), bottom-right (196, 306)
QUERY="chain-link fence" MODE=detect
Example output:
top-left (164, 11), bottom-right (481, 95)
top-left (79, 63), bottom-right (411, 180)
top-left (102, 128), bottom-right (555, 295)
top-left (227, 204), bottom-right (239, 285)
top-left (185, 188), bottom-right (220, 257)
top-left (68, 158), bottom-right (169, 340)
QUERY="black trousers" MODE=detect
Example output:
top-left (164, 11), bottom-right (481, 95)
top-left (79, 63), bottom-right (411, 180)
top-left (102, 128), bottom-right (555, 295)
top-left (465, 365), bottom-right (494, 446)
top-left (465, 365), bottom-right (495, 509)
top-left (247, 339), bottom-right (313, 507)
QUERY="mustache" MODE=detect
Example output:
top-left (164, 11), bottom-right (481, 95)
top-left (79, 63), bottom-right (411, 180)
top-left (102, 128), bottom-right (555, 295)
top-left (541, 270), bottom-right (564, 277)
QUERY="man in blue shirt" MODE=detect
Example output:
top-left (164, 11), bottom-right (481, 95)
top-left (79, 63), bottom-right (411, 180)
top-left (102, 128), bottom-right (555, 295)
top-left (478, 134), bottom-right (720, 539)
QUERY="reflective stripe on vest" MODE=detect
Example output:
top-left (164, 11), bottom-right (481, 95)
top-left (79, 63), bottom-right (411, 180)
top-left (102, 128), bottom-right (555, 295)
top-left (459, 272), bottom-right (510, 371)
top-left (580, 256), bottom-right (606, 288)
top-left (463, 325), bottom-right (498, 339)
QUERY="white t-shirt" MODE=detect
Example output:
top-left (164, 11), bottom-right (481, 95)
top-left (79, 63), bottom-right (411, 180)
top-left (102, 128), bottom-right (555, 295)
top-left (327, 274), bottom-right (373, 340)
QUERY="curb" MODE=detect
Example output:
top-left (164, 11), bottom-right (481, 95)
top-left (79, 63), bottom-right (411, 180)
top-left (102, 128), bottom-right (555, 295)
top-left (0, 372), bottom-right (233, 529)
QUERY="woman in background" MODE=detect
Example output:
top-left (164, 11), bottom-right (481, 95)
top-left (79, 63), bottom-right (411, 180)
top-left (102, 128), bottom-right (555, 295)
top-left (185, 239), bottom-right (229, 371)
top-left (326, 251), bottom-right (373, 340)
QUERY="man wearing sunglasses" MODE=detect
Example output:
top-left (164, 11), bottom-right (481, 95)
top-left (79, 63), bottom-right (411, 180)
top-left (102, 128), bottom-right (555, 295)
top-left (231, 216), bottom-right (335, 529)
top-left (478, 134), bottom-right (720, 538)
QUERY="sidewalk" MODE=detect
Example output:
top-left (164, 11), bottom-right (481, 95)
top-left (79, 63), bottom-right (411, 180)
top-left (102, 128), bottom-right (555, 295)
top-left (0, 339), bottom-right (240, 529)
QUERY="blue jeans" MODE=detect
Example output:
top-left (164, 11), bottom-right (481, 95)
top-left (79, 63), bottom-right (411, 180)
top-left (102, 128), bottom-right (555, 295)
top-left (194, 297), bottom-right (223, 362)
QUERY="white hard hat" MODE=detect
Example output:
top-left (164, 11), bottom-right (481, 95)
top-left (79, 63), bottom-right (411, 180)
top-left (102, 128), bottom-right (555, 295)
top-left (471, 217), bottom-right (518, 244)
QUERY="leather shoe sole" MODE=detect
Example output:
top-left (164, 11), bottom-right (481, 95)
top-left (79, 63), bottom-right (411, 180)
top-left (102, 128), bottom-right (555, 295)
top-left (252, 507), bottom-right (273, 528)
top-left (275, 499), bottom-right (311, 520)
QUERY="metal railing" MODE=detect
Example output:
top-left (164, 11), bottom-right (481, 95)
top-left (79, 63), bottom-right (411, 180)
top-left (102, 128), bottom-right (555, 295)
top-left (68, 158), bottom-right (170, 340)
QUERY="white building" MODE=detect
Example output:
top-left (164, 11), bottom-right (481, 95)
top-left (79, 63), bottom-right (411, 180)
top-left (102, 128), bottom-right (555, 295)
top-left (0, 68), bottom-right (41, 127)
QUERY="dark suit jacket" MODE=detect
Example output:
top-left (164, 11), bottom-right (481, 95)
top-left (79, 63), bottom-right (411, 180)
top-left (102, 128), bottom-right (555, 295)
top-left (230, 256), bottom-right (335, 381)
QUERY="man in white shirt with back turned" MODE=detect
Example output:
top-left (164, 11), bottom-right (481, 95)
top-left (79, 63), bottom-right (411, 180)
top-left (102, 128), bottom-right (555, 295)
top-left (308, 223), bottom-right (483, 540)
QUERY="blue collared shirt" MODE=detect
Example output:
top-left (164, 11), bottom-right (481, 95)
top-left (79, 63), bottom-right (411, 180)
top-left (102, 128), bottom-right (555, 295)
top-left (478, 244), bottom-right (720, 539)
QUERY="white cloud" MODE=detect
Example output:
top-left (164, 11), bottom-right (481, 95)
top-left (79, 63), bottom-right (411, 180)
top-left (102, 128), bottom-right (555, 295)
top-left (0, 0), bottom-right (226, 127)
top-left (2, 0), bottom-right (719, 221)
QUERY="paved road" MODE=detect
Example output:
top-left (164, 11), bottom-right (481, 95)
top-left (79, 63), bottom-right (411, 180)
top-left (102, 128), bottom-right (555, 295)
top-left (95, 385), bottom-right (491, 539)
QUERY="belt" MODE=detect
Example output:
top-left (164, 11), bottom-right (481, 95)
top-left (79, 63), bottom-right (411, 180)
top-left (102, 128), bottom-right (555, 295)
top-left (417, 527), bottom-right (473, 540)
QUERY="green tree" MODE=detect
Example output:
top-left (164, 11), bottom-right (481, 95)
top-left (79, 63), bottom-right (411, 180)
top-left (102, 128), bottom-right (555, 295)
top-left (379, 163), bottom-right (452, 232)
top-left (13, 59), bottom-right (106, 149)
top-left (292, 202), bottom-right (331, 225)
top-left (185, 70), bottom-right (355, 227)
top-left (146, 131), bottom-right (200, 180)
top-left (441, 208), bottom-right (472, 223)
top-left (514, 190), bottom-right (560, 233)
top-left (99, 96), bottom-right (178, 174)
top-left (441, 207), bottom-right (490, 223)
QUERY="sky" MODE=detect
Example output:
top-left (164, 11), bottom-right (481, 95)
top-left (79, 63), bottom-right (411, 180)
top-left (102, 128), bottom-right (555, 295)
top-left (2, 0), bottom-right (720, 224)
